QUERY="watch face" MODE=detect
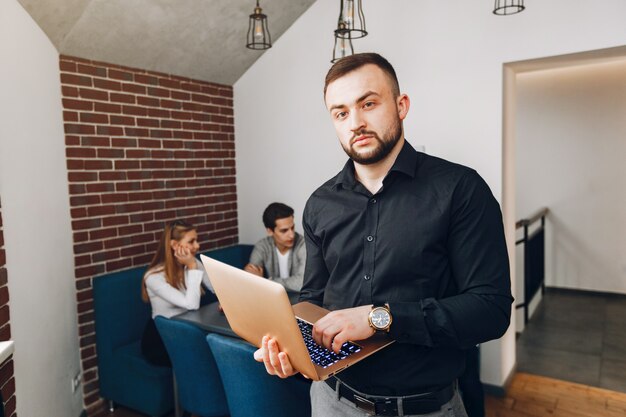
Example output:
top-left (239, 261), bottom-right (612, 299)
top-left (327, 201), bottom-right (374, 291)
top-left (371, 308), bottom-right (391, 329)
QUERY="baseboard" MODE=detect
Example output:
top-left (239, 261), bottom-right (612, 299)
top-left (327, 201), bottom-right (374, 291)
top-left (545, 286), bottom-right (626, 299)
top-left (482, 361), bottom-right (516, 398)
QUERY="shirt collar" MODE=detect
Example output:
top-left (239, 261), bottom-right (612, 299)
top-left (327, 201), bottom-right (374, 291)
top-left (331, 140), bottom-right (419, 190)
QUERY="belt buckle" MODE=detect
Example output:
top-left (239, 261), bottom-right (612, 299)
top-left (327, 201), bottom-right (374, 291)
top-left (353, 394), bottom-right (376, 415)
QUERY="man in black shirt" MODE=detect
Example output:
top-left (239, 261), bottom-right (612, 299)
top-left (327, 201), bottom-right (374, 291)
top-left (254, 53), bottom-right (513, 417)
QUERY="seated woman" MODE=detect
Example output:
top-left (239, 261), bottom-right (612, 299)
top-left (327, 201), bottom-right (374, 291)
top-left (140, 220), bottom-right (213, 366)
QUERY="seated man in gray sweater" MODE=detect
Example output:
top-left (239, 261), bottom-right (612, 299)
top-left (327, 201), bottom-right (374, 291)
top-left (244, 202), bottom-right (306, 292)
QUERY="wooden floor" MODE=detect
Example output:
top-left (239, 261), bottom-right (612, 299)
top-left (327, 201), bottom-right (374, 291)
top-left (109, 372), bottom-right (626, 417)
top-left (486, 373), bottom-right (626, 417)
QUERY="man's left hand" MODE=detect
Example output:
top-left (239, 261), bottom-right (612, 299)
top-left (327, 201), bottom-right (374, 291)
top-left (312, 305), bottom-right (375, 353)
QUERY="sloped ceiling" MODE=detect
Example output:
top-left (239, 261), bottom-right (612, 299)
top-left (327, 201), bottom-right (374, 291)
top-left (18, 0), bottom-right (316, 85)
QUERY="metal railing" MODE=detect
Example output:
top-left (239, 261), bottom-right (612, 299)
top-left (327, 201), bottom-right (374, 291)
top-left (515, 207), bottom-right (549, 324)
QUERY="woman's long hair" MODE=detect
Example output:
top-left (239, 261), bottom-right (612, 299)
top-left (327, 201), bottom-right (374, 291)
top-left (141, 220), bottom-right (196, 302)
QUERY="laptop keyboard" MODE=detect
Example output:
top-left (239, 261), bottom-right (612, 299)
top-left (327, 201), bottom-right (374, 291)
top-left (297, 318), bottom-right (362, 368)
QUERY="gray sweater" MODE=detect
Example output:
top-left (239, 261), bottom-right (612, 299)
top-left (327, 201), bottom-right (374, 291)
top-left (248, 233), bottom-right (306, 292)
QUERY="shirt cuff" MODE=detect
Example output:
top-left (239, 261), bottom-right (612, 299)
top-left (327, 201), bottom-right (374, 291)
top-left (387, 301), bottom-right (433, 346)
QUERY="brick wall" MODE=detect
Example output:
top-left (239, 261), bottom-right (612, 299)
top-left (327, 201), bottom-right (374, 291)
top-left (0, 198), bottom-right (17, 417)
top-left (59, 55), bottom-right (238, 415)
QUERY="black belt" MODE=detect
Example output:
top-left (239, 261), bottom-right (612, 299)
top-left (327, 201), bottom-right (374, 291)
top-left (324, 376), bottom-right (455, 416)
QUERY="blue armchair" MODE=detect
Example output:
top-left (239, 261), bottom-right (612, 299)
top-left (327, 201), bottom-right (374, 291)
top-left (155, 316), bottom-right (229, 417)
top-left (93, 267), bottom-right (174, 417)
top-left (206, 333), bottom-right (312, 417)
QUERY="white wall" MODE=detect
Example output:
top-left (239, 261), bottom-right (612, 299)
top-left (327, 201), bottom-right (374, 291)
top-left (235, 0), bottom-right (626, 388)
top-left (516, 61), bottom-right (626, 295)
top-left (0, 1), bottom-right (82, 416)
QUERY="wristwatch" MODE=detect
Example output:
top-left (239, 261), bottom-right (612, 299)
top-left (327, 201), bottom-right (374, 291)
top-left (368, 303), bottom-right (392, 332)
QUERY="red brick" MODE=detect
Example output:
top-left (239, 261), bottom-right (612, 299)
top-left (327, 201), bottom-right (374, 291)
top-left (137, 118), bottom-right (160, 128)
top-left (122, 105), bottom-right (148, 116)
top-left (172, 130), bottom-right (193, 139)
top-left (148, 108), bottom-right (170, 118)
top-left (161, 120), bottom-right (181, 129)
top-left (115, 182), bottom-right (142, 192)
top-left (94, 78), bottom-right (121, 91)
top-left (70, 195), bottom-right (101, 206)
top-left (160, 99), bottom-right (181, 109)
top-left (127, 191), bottom-right (153, 201)
top-left (96, 126), bottom-right (124, 136)
top-left (133, 254), bottom-right (153, 265)
top-left (71, 208), bottom-right (88, 220)
top-left (74, 241), bottom-right (104, 255)
top-left (110, 93), bottom-right (135, 104)
top-left (63, 98), bottom-right (93, 111)
top-left (69, 184), bottom-right (87, 195)
top-left (77, 64), bottom-right (107, 77)
top-left (135, 74), bottom-right (159, 85)
top-left (110, 115), bottom-right (135, 126)
top-left (61, 73), bottom-right (92, 87)
top-left (94, 102), bottom-right (122, 114)
top-left (86, 183), bottom-right (115, 193)
top-left (101, 193), bottom-right (129, 204)
top-left (87, 205), bottom-right (116, 217)
top-left (68, 172), bottom-right (98, 182)
top-left (102, 215), bottom-right (130, 227)
top-left (147, 87), bottom-right (169, 98)
top-left (181, 82), bottom-right (202, 92)
top-left (97, 148), bottom-right (124, 159)
top-left (183, 121), bottom-right (202, 130)
top-left (150, 129), bottom-right (173, 139)
top-left (91, 249), bottom-right (120, 263)
top-left (60, 60), bottom-right (77, 72)
top-left (112, 138), bottom-right (138, 148)
top-left (108, 69), bottom-right (133, 81)
top-left (162, 140), bottom-right (183, 149)
top-left (125, 128), bottom-right (150, 138)
top-left (80, 112), bottom-right (109, 124)
top-left (81, 137), bottom-right (110, 147)
top-left (62, 85), bottom-right (80, 97)
top-left (99, 172), bottom-right (127, 181)
top-left (171, 111), bottom-right (193, 120)
top-left (137, 96), bottom-right (159, 107)
top-left (63, 111), bottom-right (79, 122)
top-left (120, 245), bottom-right (145, 257)
top-left (114, 160), bottom-right (140, 170)
top-left (75, 264), bottom-right (105, 279)
top-left (137, 139), bottom-right (162, 148)
top-left (126, 149), bottom-right (151, 158)
top-left (171, 91), bottom-right (190, 101)
top-left (122, 83), bottom-right (146, 95)
top-left (79, 88), bottom-right (108, 101)
top-left (65, 123), bottom-right (96, 135)
top-left (127, 171), bottom-right (152, 180)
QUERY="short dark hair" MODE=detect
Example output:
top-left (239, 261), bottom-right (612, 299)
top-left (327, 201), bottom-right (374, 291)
top-left (262, 202), bottom-right (294, 230)
top-left (324, 52), bottom-right (400, 97)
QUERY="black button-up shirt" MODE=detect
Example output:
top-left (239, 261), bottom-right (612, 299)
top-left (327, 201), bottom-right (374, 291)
top-left (301, 141), bottom-right (513, 396)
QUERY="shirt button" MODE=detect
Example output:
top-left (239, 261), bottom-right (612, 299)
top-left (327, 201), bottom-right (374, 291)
top-left (366, 235), bottom-right (374, 242)
top-left (364, 275), bottom-right (371, 280)
top-left (370, 198), bottom-right (377, 204)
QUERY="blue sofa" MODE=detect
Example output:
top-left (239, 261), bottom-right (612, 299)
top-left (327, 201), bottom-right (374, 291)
top-left (93, 244), bottom-right (253, 416)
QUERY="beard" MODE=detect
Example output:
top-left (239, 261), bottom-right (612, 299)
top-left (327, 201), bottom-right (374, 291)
top-left (341, 117), bottom-right (403, 165)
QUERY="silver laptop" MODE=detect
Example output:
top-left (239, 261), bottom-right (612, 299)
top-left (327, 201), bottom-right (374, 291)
top-left (200, 254), bottom-right (394, 381)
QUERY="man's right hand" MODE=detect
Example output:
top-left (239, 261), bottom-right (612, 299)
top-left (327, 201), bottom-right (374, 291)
top-left (253, 336), bottom-right (298, 379)
top-left (244, 263), bottom-right (264, 277)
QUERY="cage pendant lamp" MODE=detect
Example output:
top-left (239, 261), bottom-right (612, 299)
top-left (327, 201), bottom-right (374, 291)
top-left (335, 0), bottom-right (367, 39)
top-left (331, 22), bottom-right (354, 63)
top-left (493, 0), bottom-right (525, 15)
top-left (246, 0), bottom-right (272, 49)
